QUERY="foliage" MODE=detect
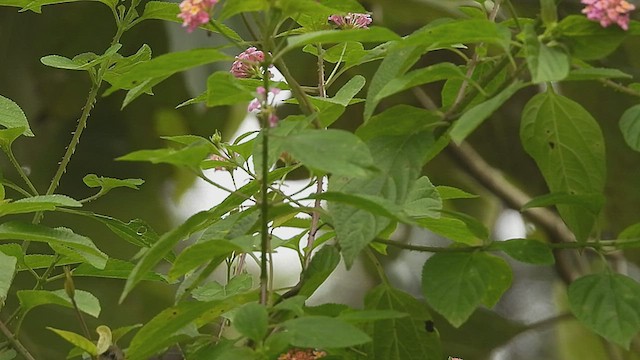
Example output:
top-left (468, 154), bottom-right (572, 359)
top-left (1, 0), bottom-right (640, 359)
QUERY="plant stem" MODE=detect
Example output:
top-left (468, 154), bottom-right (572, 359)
top-left (259, 57), bottom-right (272, 304)
top-left (6, 151), bottom-right (38, 196)
top-left (373, 237), bottom-right (635, 253)
top-left (259, 119), bottom-right (269, 305)
top-left (303, 44), bottom-right (327, 267)
top-left (0, 319), bottom-right (36, 360)
top-left (272, 58), bottom-right (315, 116)
top-left (365, 248), bottom-right (390, 286)
top-left (44, 81), bottom-right (100, 198)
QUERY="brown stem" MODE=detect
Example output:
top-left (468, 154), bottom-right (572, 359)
top-left (446, 142), bottom-right (579, 283)
top-left (0, 319), bottom-right (36, 360)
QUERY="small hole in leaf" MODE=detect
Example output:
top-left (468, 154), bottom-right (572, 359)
top-left (425, 320), bottom-right (435, 332)
top-left (548, 141), bottom-right (555, 149)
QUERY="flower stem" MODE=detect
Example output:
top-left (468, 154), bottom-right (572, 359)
top-left (259, 61), bottom-right (272, 305)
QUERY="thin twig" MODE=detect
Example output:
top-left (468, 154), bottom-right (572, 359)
top-left (0, 319), bottom-right (36, 360)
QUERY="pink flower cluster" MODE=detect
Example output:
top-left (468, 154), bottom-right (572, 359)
top-left (230, 47), bottom-right (267, 79)
top-left (177, 0), bottom-right (218, 32)
top-left (581, 0), bottom-right (635, 30)
top-left (248, 86), bottom-right (281, 127)
top-left (278, 348), bottom-right (327, 360)
top-left (328, 13), bottom-right (372, 29)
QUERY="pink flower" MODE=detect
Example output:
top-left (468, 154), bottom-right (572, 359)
top-left (248, 86), bottom-right (281, 127)
top-left (177, 0), bottom-right (218, 33)
top-left (328, 13), bottom-right (372, 29)
top-left (208, 154), bottom-right (227, 171)
top-left (231, 47), bottom-right (271, 79)
top-left (581, 0), bottom-right (635, 30)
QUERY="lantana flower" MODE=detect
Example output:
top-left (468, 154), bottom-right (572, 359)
top-left (177, 0), bottom-right (218, 33)
top-left (207, 154), bottom-right (228, 171)
top-left (248, 86), bottom-right (281, 127)
top-left (581, 0), bottom-right (635, 30)
top-left (328, 13), bottom-right (372, 29)
top-left (230, 47), bottom-right (271, 79)
top-left (278, 348), bottom-right (327, 360)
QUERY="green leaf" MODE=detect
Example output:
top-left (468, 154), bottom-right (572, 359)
top-left (371, 63), bottom-right (467, 115)
top-left (298, 246), bottom-right (341, 298)
top-left (219, 0), bottom-right (268, 21)
top-left (0, 95), bottom-right (34, 136)
top-left (401, 18), bottom-right (511, 51)
top-left (0, 252), bottom-right (17, 307)
top-left (107, 48), bottom-right (230, 90)
top-left (91, 214), bottom-right (159, 248)
top-left (0, 127), bottom-right (28, 152)
top-left (117, 142), bottom-right (213, 169)
top-left (103, 44), bottom-right (152, 89)
top-left (619, 104), bottom-right (640, 152)
top-left (40, 44), bottom-right (122, 71)
top-left (356, 105), bottom-right (443, 141)
top-left (404, 176), bottom-right (442, 218)
top-left (364, 44), bottom-right (424, 120)
top-left (47, 328), bottom-right (97, 355)
top-left (488, 239), bottom-right (555, 265)
top-left (619, 222), bottom-right (640, 241)
top-left (126, 293), bottom-right (255, 360)
top-left (253, 116), bottom-right (307, 175)
top-left (95, 325), bottom-right (112, 355)
top-left (281, 129), bottom-right (375, 177)
top-left (0, 222), bottom-right (107, 269)
top-left (436, 186), bottom-right (478, 200)
top-left (557, 15), bottom-right (628, 60)
top-left (169, 239), bottom-right (243, 280)
top-left (206, 72), bottom-right (254, 108)
top-left (120, 211), bottom-right (212, 302)
top-left (565, 67), bottom-right (632, 81)
top-left (211, 166), bottom-right (296, 218)
top-left (0, 349), bottom-right (16, 360)
top-left (521, 191), bottom-right (604, 213)
top-left (416, 217), bottom-right (483, 246)
top-left (450, 81), bottom-right (525, 144)
top-left (322, 74), bottom-right (366, 107)
top-left (338, 309), bottom-right (407, 323)
top-left (364, 285), bottom-right (442, 359)
top-left (0, 194), bottom-right (82, 217)
top-left (19, 0), bottom-right (115, 12)
top-left (233, 303), bottom-right (268, 342)
top-left (523, 25), bottom-right (570, 84)
top-left (17, 254), bottom-right (79, 271)
top-left (192, 274), bottom-right (253, 302)
top-left (73, 259), bottom-right (164, 282)
top-left (111, 324), bottom-right (142, 343)
top-left (120, 75), bottom-right (168, 109)
top-left (310, 192), bottom-right (407, 222)
top-left (303, 42), bottom-right (367, 64)
top-left (139, 1), bottom-right (242, 41)
top-left (329, 131), bottom-right (434, 267)
top-left (568, 273), bottom-right (640, 349)
top-left (520, 90), bottom-right (606, 241)
top-left (283, 316), bottom-right (371, 348)
top-left (18, 289), bottom-right (101, 318)
top-left (285, 27), bottom-right (400, 53)
top-left (422, 252), bottom-right (512, 327)
top-left (83, 174), bottom-right (144, 193)
top-left (432, 307), bottom-right (526, 359)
